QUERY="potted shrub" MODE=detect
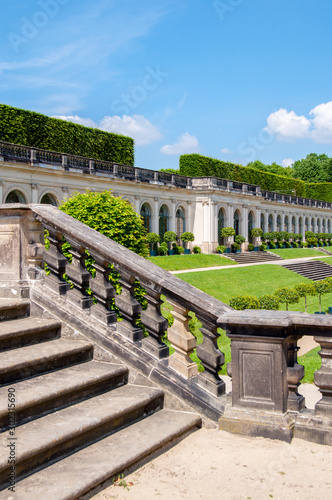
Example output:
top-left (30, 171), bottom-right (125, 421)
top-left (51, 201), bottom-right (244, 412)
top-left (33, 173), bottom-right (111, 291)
top-left (216, 245), bottom-right (226, 254)
top-left (231, 242), bottom-right (240, 253)
top-left (314, 279), bottom-right (332, 313)
top-left (234, 235), bottom-right (246, 250)
top-left (146, 232), bottom-right (160, 256)
top-left (193, 246), bottom-right (201, 254)
top-left (158, 242), bottom-right (168, 256)
top-left (260, 244), bottom-right (267, 251)
top-left (180, 231), bottom-right (195, 254)
top-left (220, 227), bottom-right (236, 253)
top-left (250, 227), bottom-right (263, 251)
top-left (248, 243), bottom-right (255, 252)
top-left (164, 231), bottom-right (177, 255)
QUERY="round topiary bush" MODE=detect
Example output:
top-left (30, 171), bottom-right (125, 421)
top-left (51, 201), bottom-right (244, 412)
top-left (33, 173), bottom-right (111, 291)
top-left (193, 246), bottom-right (201, 254)
top-left (59, 190), bottom-right (148, 257)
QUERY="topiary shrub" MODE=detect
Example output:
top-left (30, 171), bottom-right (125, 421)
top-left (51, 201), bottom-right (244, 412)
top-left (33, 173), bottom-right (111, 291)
top-left (234, 235), bottom-right (246, 245)
top-left (216, 245), bottom-right (226, 253)
top-left (180, 232), bottom-right (195, 243)
top-left (193, 246), bottom-right (201, 254)
top-left (269, 242), bottom-right (276, 249)
top-left (146, 232), bottom-right (160, 251)
top-left (158, 242), bottom-right (168, 255)
top-left (248, 243), bottom-right (255, 251)
top-left (260, 244), bottom-right (267, 251)
top-left (274, 287), bottom-right (299, 311)
top-left (307, 237), bottom-right (318, 246)
top-left (292, 242), bottom-right (299, 248)
top-left (231, 242), bottom-right (240, 252)
top-left (220, 227), bottom-right (236, 238)
top-left (174, 245), bottom-right (184, 255)
top-left (258, 294), bottom-right (280, 310)
top-left (285, 241), bottom-right (291, 248)
top-left (59, 190), bottom-right (148, 257)
top-left (164, 231), bottom-right (177, 245)
top-left (229, 295), bottom-right (260, 310)
top-left (251, 227), bottom-right (263, 238)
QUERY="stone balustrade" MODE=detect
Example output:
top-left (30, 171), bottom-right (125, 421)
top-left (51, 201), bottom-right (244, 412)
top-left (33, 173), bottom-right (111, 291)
top-left (1, 140), bottom-right (331, 209)
top-left (0, 203), bottom-right (331, 444)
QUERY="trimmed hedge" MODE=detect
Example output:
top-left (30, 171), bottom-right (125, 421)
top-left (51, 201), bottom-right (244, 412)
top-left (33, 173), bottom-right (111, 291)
top-left (179, 153), bottom-right (332, 201)
top-left (180, 154), bottom-right (306, 196)
top-left (0, 104), bottom-right (134, 165)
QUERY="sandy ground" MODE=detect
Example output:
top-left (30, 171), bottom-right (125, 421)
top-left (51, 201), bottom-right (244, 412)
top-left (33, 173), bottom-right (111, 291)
top-left (90, 427), bottom-right (332, 500)
top-left (89, 385), bottom-right (331, 500)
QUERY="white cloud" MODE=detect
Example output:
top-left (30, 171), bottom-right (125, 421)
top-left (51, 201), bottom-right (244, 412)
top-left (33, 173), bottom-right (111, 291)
top-left (265, 101), bottom-right (332, 144)
top-left (160, 133), bottom-right (200, 155)
top-left (53, 114), bottom-right (162, 146)
top-left (265, 108), bottom-right (311, 141)
top-left (221, 148), bottom-right (231, 154)
top-left (310, 101), bottom-right (332, 143)
top-left (53, 115), bottom-right (97, 128)
top-left (282, 158), bottom-right (294, 168)
top-left (100, 115), bottom-right (162, 146)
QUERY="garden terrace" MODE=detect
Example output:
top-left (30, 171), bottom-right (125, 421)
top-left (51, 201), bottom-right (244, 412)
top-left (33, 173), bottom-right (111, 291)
top-left (0, 203), bottom-right (331, 449)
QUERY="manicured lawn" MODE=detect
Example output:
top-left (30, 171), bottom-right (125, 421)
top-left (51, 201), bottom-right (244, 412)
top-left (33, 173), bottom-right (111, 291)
top-left (148, 253), bottom-right (237, 271)
top-left (298, 347), bottom-right (321, 384)
top-left (314, 256), bottom-right (332, 264)
top-left (268, 248), bottom-right (326, 259)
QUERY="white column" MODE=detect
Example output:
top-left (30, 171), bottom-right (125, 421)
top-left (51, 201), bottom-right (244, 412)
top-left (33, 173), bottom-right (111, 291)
top-left (31, 183), bottom-right (39, 203)
top-left (134, 195), bottom-right (140, 214)
top-left (242, 205), bottom-right (248, 241)
top-left (153, 197), bottom-right (159, 234)
top-left (255, 206), bottom-right (261, 230)
top-left (295, 215), bottom-right (299, 234)
top-left (187, 201), bottom-right (192, 233)
top-left (203, 201), bottom-right (210, 243)
top-left (211, 201), bottom-right (218, 244)
top-left (0, 180), bottom-right (4, 203)
top-left (227, 203), bottom-right (233, 228)
top-left (170, 199), bottom-right (176, 232)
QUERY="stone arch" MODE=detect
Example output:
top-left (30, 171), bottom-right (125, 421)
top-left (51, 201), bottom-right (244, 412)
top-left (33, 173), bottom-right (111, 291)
top-left (159, 204), bottom-right (170, 241)
top-left (261, 213), bottom-right (265, 233)
top-left (284, 215), bottom-right (289, 232)
top-left (268, 213), bottom-right (274, 232)
top-left (176, 205), bottom-right (186, 242)
top-left (140, 202), bottom-right (152, 233)
top-left (248, 210), bottom-right (255, 242)
top-left (40, 192), bottom-right (58, 206)
top-left (276, 214), bottom-right (282, 232)
top-left (5, 189), bottom-right (27, 204)
top-left (218, 206), bottom-right (226, 245)
top-left (234, 209), bottom-right (241, 236)
top-left (291, 216), bottom-right (296, 233)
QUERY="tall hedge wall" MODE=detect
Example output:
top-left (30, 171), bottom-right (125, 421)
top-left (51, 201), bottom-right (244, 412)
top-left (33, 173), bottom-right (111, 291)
top-left (0, 104), bottom-right (134, 165)
top-left (305, 182), bottom-right (332, 202)
top-left (180, 154), bottom-right (306, 196)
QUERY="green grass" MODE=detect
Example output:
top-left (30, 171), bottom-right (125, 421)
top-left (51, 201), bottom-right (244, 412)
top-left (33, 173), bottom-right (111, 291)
top-left (148, 253), bottom-right (237, 271)
top-left (268, 248), bottom-right (326, 259)
top-left (314, 256), bottom-right (332, 264)
top-left (299, 347), bottom-right (321, 384)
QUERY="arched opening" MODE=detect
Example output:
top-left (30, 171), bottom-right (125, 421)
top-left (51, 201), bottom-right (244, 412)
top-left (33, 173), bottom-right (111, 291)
top-left (218, 208), bottom-right (225, 245)
top-left (268, 214), bottom-right (273, 232)
top-left (159, 204), bottom-right (169, 241)
top-left (291, 216), bottom-right (296, 233)
top-left (322, 219), bottom-right (326, 233)
top-left (5, 190), bottom-right (27, 204)
top-left (40, 193), bottom-right (57, 206)
top-left (176, 207), bottom-right (186, 242)
top-left (248, 211), bottom-right (254, 243)
top-left (317, 219), bottom-right (321, 233)
top-left (305, 218), bottom-right (309, 232)
top-left (140, 203), bottom-right (152, 233)
top-left (299, 217), bottom-right (303, 235)
top-left (261, 213), bottom-right (265, 233)
top-left (328, 220), bottom-right (331, 233)
top-left (276, 214), bottom-right (281, 232)
top-left (311, 218), bottom-right (315, 232)
top-left (234, 210), bottom-right (240, 236)
top-left (284, 216), bottom-right (289, 232)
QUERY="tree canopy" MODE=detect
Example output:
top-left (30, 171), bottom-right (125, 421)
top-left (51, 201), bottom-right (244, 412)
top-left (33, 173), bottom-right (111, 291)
top-left (292, 153), bottom-right (332, 183)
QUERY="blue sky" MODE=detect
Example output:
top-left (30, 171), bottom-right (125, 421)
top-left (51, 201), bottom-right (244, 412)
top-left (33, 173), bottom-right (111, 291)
top-left (1, 0), bottom-right (332, 170)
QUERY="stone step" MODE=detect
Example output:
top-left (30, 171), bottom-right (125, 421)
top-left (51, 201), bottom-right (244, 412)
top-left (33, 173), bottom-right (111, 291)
top-left (0, 317), bottom-right (61, 351)
top-left (5, 409), bottom-right (201, 500)
top-left (0, 338), bottom-right (93, 386)
top-left (0, 361), bottom-right (128, 430)
top-left (0, 299), bottom-right (30, 322)
top-left (0, 385), bottom-right (165, 488)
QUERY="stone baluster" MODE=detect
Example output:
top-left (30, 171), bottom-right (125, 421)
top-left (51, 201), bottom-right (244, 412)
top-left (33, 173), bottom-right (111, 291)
top-left (196, 317), bottom-right (225, 396)
top-left (286, 335), bottom-right (305, 412)
top-left (167, 300), bottom-right (198, 378)
top-left (140, 285), bottom-right (169, 359)
top-left (43, 227), bottom-right (69, 295)
top-left (313, 335), bottom-right (332, 417)
top-left (114, 270), bottom-right (143, 342)
top-left (65, 239), bottom-right (93, 310)
top-left (89, 254), bottom-right (117, 325)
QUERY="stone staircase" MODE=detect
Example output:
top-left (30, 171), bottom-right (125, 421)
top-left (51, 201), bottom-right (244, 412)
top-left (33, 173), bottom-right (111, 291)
top-left (224, 251), bottom-right (283, 264)
top-left (314, 247), bottom-right (332, 256)
top-left (0, 299), bottom-right (201, 499)
top-left (281, 260), bottom-right (332, 281)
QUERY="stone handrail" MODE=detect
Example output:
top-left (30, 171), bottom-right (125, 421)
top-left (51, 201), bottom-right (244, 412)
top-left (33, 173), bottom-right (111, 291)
top-left (1, 141), bottom-right (331, 208)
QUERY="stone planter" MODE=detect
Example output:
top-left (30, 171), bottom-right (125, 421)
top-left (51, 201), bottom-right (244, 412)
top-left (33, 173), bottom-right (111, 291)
top-left (184, 249), bottom-right (190, 254)
top-left (168, 249), bottom-right (174, 256)
top-left (149, 250), bottom-right (157, 257)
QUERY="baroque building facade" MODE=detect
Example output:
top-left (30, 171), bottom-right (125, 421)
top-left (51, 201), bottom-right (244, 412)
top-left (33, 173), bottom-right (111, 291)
top-left (1, 142), bottom-right (332, 252)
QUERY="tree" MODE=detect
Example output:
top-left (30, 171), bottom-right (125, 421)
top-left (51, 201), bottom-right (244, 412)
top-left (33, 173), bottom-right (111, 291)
top-left (146, 232), bottom-right (160, 250)
top-left (59, 190), bottom-right (148, 257)
top-left (314, 279), bottom-right (332, 313)
top-left (251, 227), bottom-right (263, 238)
top-left (220, 226), bottom-right (235, 238)
top-left (246, 160), bottom-right (293, 177)
top-left (292, 153), bottom-right (332, 183)
top-left (274, 287), bottom-right (299, 311)
top-left (294, 282), bottom-right (316, 313)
